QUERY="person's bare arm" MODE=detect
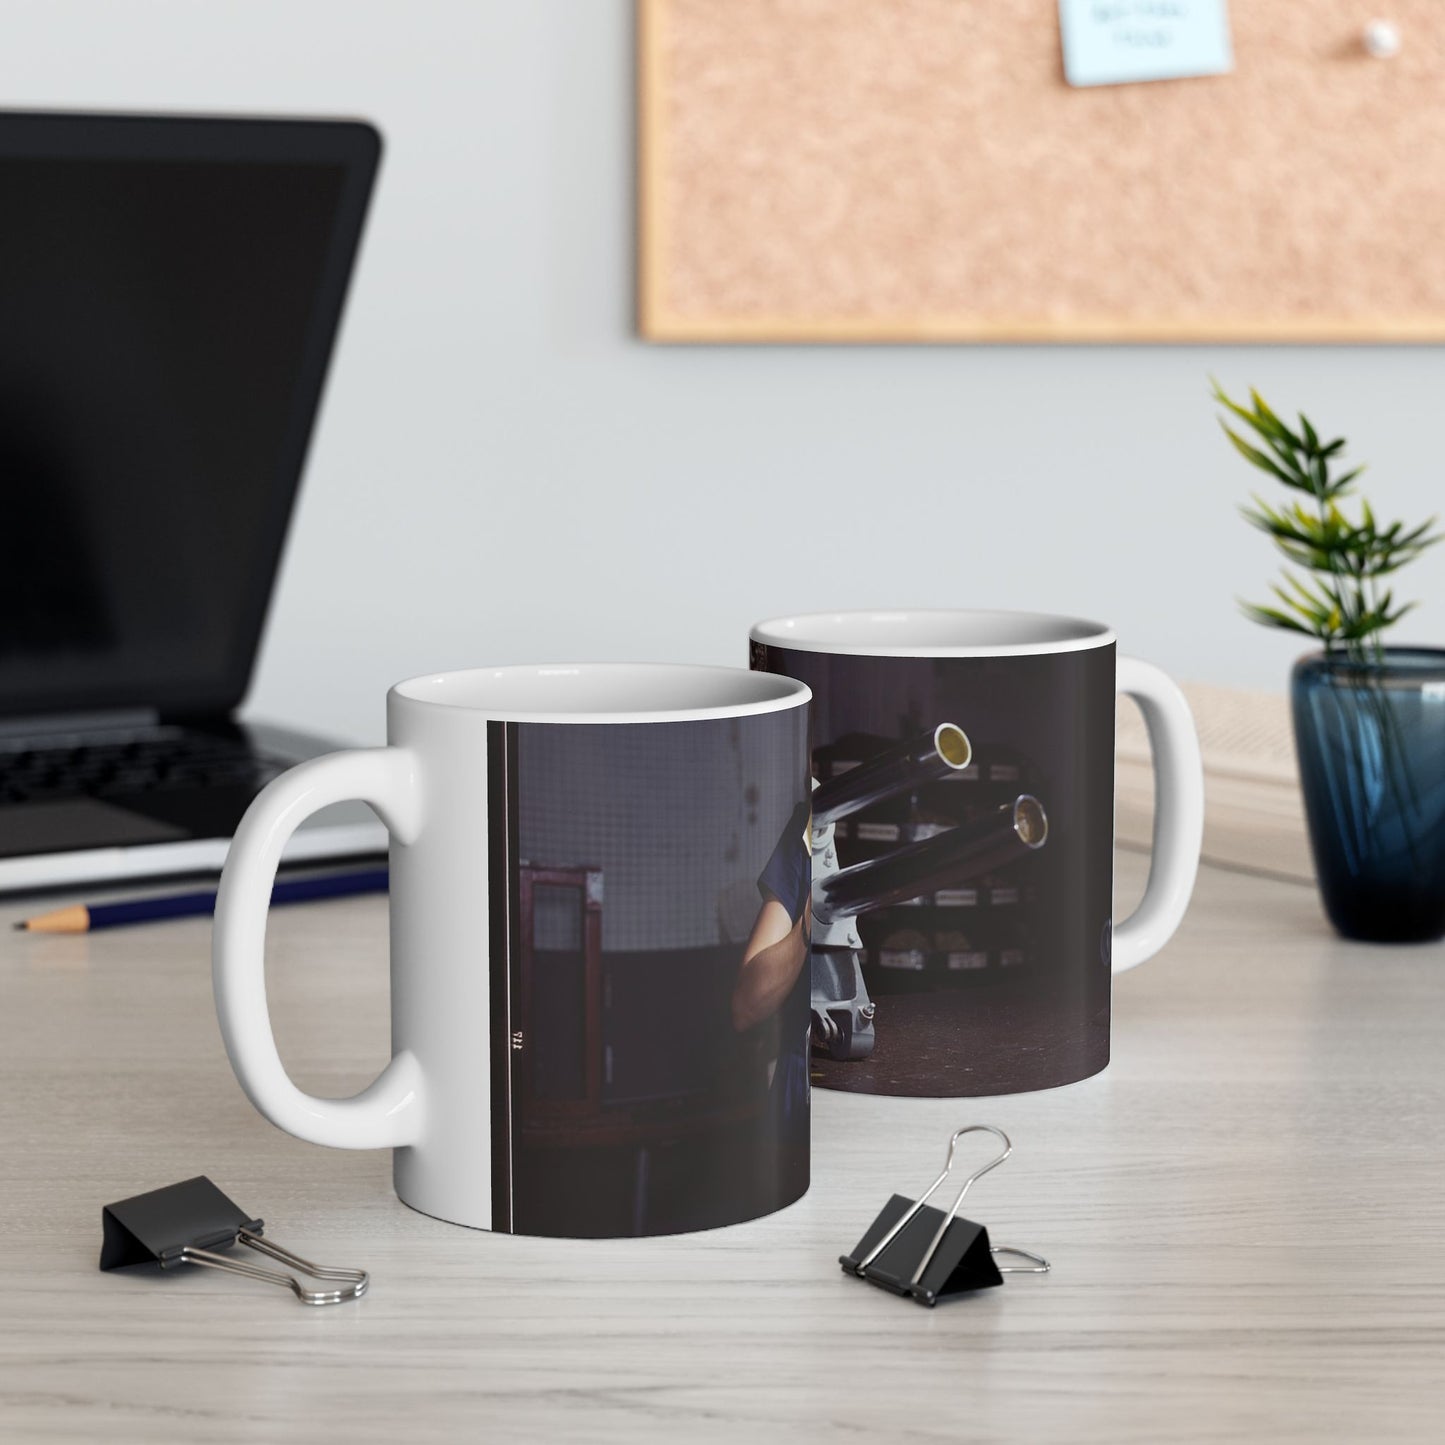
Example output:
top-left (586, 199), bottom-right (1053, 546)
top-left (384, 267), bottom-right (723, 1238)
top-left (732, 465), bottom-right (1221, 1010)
top-left (732, 895), bottom-right (809, 1033)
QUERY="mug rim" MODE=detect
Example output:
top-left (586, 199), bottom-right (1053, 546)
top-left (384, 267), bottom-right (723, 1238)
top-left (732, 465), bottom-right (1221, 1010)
top-left (390, 661), bottom-right (811, 723)
top-left (749, 609), bottom-right (1116, 658)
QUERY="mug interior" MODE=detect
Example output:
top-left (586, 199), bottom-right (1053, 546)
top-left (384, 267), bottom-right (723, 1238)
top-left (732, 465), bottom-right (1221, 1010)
top-left (750, 609), bottom-right (1114, 657)
top-left (392, 662), bottom-right (808, 722)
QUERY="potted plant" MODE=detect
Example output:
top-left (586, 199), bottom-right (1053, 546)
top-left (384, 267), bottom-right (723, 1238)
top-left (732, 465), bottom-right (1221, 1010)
top-left (1216, 383), bottom-right (1445, 942)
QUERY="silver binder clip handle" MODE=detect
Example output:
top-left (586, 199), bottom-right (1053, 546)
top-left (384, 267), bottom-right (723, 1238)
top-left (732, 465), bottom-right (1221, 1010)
top-left (852, 1123), bottom-right (1012, 1278)
top-left (179, 1227), bottom-right (369, 1305)
top-left (907, 1124), bottom-right (1013, 1287)
top-left (991, 1245), bottom-right (1051, 1274)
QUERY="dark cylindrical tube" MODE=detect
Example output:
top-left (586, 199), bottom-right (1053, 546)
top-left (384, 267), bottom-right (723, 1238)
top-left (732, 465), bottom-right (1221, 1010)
top-left (811, 723), bottom-right (972, 828)
top-left (815, 795), bottom-right (1048, 923)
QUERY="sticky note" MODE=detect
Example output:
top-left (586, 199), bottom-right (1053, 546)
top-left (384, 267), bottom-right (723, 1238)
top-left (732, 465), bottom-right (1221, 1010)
top-left (1059, 0), bottom-right (1233, 87)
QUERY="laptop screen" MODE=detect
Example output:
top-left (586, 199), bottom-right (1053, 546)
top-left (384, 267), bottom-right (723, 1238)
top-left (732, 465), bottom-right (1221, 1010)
top-left (0, 115), bottom-right (379, 720)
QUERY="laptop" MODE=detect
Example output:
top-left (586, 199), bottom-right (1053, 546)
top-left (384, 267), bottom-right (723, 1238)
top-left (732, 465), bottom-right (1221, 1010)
top-left (0, 111), bottom-right (388, 892)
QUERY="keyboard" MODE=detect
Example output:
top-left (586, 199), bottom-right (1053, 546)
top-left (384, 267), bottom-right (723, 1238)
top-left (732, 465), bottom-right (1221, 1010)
top-left (0, 727), bottom-right (288, 806)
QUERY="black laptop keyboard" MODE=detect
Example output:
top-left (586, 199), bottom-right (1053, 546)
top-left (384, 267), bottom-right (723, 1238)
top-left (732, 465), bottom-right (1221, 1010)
top-left (0, 729), bottom-right (288, 806)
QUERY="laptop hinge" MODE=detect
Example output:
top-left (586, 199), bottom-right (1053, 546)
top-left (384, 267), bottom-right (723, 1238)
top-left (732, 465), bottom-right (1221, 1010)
top-left (0, 708), bottom-right (162, 742)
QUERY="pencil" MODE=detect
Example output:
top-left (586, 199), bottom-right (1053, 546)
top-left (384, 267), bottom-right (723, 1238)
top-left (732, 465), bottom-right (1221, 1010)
top-left (14, 867), bottom-right (389, 934)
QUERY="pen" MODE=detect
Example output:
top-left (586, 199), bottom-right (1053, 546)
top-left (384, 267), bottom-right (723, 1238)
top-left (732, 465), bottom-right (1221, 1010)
top-left (14, 866), bottom-right (389, 934)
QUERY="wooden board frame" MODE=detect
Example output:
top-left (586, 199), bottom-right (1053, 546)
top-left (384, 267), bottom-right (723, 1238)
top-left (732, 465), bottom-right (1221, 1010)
top-left (637, 0), bottom-right (1445, 344)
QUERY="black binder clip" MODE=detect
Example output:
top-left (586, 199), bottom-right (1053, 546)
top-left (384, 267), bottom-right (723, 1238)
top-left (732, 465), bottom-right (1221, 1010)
top-left (840, 1125), bottom-right (1049, 1306)
top-left (100, 1176), bottom-right (368, 1306)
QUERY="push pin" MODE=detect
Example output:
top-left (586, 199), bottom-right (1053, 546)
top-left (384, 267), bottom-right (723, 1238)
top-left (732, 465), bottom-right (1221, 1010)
top-left (100, 1176), bottom-right (368, 1305)
top-left (1362, 20), bottom-right (1401, 59)
top-left (840, 1125), bottom-right (1049, 1306)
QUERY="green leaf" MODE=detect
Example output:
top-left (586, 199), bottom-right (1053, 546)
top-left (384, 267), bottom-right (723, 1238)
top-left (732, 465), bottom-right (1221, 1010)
top-left (1221, 424), bottom-right (1298, 486)
top-left (1239, 602), bottom-right (1318, 638)
top-left (1214, 382), bottom-right (1303, 459)
top-left (1283, 571), bottom-right (1332, 606)
top-left (1249, 389), bottom-right (1301, 446)
top-left (1272, 580), bottom-right (1333, 630)
top-left (1395, 518), bottom-right (1441, 549)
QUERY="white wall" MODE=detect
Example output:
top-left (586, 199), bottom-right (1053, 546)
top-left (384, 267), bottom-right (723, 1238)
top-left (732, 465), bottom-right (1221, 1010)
top-left (7, 0), bottom-right (1444, 743)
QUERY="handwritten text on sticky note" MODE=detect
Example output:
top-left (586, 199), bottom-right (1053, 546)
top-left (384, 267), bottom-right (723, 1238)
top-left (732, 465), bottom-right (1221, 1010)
top-left (1059, 1), bottom-right (1233, 87)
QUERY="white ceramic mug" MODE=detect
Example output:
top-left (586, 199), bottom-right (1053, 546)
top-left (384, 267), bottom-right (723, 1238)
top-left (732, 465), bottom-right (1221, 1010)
top-left (750, 610), bottom-right (1205, 1097)
top-left (213, 663), bottom-right (813, 1236)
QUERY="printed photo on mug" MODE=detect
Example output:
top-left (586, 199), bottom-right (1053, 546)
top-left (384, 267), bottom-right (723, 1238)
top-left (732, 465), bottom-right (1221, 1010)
top-left (751, 611), bottom-right (1202, 1101)
top-left (487, 710), bottom-right (812, 1236)
top-left (752, 640), bottom-right (1114, 1096)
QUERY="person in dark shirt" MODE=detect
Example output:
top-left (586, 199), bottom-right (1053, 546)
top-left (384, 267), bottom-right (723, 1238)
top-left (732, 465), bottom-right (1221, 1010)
top-left (731, 799), bottom-right (812, 1208)
top-left (733, 799), bottom-right (811, 1032)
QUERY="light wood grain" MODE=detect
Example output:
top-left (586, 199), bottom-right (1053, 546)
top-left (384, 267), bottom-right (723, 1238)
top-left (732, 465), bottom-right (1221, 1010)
top-left (2, 855), bottom-right (1443, 1443)
top-left (638, 0), bottom-right (1445, 343)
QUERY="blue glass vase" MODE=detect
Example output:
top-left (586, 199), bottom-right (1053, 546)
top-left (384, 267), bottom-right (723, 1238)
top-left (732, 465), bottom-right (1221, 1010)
top-left (1291, 649), bottom-right (1445, 942)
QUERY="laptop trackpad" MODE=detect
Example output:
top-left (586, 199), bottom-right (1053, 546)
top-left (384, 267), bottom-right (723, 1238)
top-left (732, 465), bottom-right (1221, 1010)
top-left (0, 800), bottom-right (188, 858)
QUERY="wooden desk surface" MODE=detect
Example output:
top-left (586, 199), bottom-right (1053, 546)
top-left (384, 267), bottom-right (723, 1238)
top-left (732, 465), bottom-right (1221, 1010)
top-left (2, 853), bottom-right (1442, 1443)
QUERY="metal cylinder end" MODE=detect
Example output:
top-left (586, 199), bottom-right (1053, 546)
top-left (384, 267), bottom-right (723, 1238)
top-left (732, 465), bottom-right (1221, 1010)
top-left (1013, 794), bottom-right (1048, 849)
top-left (933, 723), bottom-right (971, 770)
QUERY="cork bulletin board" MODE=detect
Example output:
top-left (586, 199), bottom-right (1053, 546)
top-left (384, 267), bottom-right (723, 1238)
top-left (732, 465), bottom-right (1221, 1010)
top-left (637, 0), bottom-right (1445, 342)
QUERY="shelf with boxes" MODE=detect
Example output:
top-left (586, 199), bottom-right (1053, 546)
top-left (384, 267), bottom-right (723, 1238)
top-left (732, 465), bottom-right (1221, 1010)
top-left (814, 732), bottom-right (1052, 996)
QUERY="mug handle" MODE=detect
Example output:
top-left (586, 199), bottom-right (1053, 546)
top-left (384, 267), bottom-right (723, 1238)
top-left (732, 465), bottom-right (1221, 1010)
top-left (1112, 658), bottom-right (1205, 974)
top-left (212, 747), bottom-right (428, 1148)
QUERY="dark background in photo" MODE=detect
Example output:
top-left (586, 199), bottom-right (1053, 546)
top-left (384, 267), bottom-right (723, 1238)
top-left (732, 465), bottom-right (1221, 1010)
top-left (498, 710), bottom-right (810, 1237)
top-left (757, 644), bottom-right (1115, 1097)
